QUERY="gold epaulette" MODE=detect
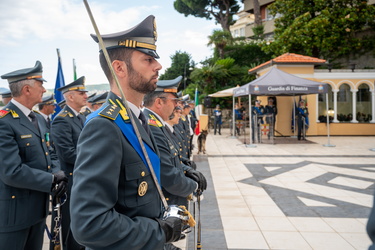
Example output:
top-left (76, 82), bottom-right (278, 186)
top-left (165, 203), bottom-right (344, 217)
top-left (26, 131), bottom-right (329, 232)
top-left (58, 110), bottom-right (74, 117)
top-left (181, 116), bottom-right (186, 121)
top-left (148, 114), bottom-right (163, 127)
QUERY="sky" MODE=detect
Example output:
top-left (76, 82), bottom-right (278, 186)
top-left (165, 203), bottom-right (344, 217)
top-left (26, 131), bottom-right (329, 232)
top-left (0, 0), bottom-right (228, 90)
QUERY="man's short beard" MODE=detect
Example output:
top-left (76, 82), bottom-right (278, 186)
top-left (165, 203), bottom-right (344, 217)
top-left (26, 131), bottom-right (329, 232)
top-left (127, 62), bottom-right (157, 94)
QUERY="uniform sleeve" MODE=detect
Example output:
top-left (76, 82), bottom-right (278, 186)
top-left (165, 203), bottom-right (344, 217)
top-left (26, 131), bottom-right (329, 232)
top-left (70, 117), bottom-right (164, 250)
top-left (150, 126), bottom-right (196, 197)
top-left (51, 116), bottom-right (77, 165)
top-left (0, 119), bottom-right (53, 193)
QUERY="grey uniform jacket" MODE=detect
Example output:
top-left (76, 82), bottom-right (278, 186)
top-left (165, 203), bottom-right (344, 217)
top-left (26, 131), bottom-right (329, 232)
top-left (70, 92), bottom-right (165, 250)
top-left (0, 102), bottom-right (60, 232)
top-left (143, 109), bottom-right (196, 206)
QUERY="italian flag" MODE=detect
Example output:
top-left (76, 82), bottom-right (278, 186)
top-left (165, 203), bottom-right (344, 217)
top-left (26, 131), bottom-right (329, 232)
top-left (194, 87), bottom-right (200, 135)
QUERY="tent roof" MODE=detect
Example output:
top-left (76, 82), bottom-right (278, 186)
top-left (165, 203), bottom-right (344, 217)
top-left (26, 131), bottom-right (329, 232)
top-left (234, 67), bottom-right (328, 97)
top-left (208, 86), bottom-right (240, 98)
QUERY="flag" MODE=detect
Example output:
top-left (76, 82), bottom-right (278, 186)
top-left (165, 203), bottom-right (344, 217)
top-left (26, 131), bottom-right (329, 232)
top-left (53, 49), bottom-right (66, 119)
top-left (194, 87), bottom-right (200, 135)
top-left (73, 58), bottom-right (77, 81)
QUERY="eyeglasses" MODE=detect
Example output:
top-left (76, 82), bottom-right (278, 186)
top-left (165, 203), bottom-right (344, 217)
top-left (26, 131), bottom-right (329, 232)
top-left (159, 97), bottom-right (179, 104)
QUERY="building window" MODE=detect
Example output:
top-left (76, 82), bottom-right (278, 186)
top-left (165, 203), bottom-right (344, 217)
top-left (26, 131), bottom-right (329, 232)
top-left (318, 84), bottom-right (333, 122)
top-left (356, 83), bottom-right (372, 123)
top-left (337, 83), bottom-right (352, 122)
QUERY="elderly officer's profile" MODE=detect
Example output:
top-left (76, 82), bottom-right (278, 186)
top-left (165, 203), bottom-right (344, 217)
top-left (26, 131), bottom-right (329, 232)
top-left (0, 61), bottom-right (66, 250)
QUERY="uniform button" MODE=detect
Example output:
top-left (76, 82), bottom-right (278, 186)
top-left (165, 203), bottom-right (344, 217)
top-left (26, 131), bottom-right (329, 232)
top-left (166, 198), bottom-right (169, 201)
top-left (70, 173), bottom-right (73, 176)
top-left (45, 152), bottom-right (49, 156)
top-left (141, 171), bottom-right (145, 177)
top-left (48, 166), bottom-right (51, 169)
top-left (26, 143), bottom-right (30, 146)
top-left (11, 196), bottom-right (15, 199)
top-left (42, 139), bottom-right (45, 142)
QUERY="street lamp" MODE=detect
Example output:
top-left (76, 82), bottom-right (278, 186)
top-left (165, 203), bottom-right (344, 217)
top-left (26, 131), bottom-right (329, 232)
top-left (183, 63), bottom-right (193, 90)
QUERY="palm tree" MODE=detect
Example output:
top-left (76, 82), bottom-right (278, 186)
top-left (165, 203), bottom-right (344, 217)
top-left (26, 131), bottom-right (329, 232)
top-left (207, 29), bottom-right (234, 59)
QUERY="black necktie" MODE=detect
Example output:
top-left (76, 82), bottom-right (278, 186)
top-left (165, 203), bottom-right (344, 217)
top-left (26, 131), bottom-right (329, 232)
top-left (139, 112), bottom-right (150, 136)
top-left (77, 114), bottom-right (85, 127)
top-left (28, 112), bottom-right (40, 132)
top-left (46, 117), bottom-right (51, 129)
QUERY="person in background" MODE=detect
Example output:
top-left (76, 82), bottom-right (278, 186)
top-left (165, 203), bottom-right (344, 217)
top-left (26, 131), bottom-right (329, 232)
top-left (251, 100), bottom-right (264, 143)
top-left (37, 94), bottom-right (56, 128)
top-left (213, 104), bottom-right (222, 135)
top-left (234, 103), bottom-right (243, 136)
top-left (296, 99), bottom-right (308, 140)
top-left (90, 91), bottom-right (108, 111)
top-left (0, 89), bottom-right (12, 105)
top-left (0, 61), bottom-right (66, 250)
top-left (51, 76), bottom-right (88, 250)
top-left (264, 97), bottom-right (277, 140)
top-left (81, 92), bottom-right (96, 116)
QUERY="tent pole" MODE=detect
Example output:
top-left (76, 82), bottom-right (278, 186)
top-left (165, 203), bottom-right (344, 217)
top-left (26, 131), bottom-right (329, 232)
top-left (291, 96), bottom-right (297, 138)
top-left (323, 92), bottom-right (335, 147)
top-left (246, 94), bottom-right (256, 148)
top-left (230, 95), bottom-right (236, 138)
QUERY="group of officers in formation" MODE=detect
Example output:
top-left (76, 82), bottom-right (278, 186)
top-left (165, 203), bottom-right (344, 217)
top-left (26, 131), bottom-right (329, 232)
top-left (0, 15), bottom-right (206, 250)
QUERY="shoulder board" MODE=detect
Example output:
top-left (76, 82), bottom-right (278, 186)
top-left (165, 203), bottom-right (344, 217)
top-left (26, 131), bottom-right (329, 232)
top-left (0, 109), bottom-right (10, 118)
top-left (148, 114), bottom-right (163, 127)
top-left (99, 100), bottom-right (121, 120)
top-left (58, 110), bottom-right (74, 117)
top-left (181, 116), bottom-right (186, 121)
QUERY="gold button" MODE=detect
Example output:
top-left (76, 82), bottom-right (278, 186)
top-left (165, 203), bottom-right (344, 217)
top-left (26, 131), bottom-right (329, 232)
top-left (11, 196), bottom-right (15, 199)
top-left (166, 197), bottom-right (169, 201)
top-left (26, 143), bottom-right (30, 146)
top-left (141, 171), bottom-right (145, 177)
top-left (48, 166), bottom-right (51, 169)
top-left (42, 139), bottom-right (45, 142)
top-left (70, 172), bottom-right (73, 176)
top-left (45, 152), bottom-right (49, 155)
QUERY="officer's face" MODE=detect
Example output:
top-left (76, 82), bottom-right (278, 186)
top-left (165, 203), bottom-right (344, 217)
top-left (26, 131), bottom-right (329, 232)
top-left (160, 93), bottom-right (177, 120)
top-left (28, 80), bottom-right (46, 105)
top-left (71, 91), bottom-right (88, 108)
top-left (127, 51), bottom-right (162, 94)
top-left (46, 104), bottom-right (56, 115)
top-left (171, 110), bottom-right (181, 125)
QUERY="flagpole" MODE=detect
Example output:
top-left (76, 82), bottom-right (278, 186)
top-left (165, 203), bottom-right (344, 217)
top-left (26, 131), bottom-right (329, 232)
top-left (53, 48), bottom-right (66, 119)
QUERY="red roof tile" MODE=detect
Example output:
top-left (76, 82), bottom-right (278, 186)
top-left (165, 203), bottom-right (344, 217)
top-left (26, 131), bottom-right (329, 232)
top-left (249, 53), bottom-right (326, 73)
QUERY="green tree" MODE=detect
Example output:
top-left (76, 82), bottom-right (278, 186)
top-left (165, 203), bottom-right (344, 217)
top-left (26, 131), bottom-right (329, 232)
top-left (224, 41), bottom-right (272, 67)
top-left (159, 51), bottom-right (194, 90)
top-left (207, 29), bottom-right (234, 58)
top-left (173, 0), bottom-right (241, 31)
top-left (264, 0), bottom-right (375, 61)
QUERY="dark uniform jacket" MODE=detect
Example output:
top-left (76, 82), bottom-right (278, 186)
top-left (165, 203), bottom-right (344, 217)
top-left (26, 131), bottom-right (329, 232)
top-left (0, 102), bottom-right (60, 233)
top-left (143, 108), bottom-right (196, 207)
top-left (70, 92), bottom-right (165, 250)
top-left (51, 105), bottom-right (84, 178)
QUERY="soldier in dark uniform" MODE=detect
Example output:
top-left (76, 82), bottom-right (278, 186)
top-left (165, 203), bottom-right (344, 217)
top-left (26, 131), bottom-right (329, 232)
top-left (51, 76), bottom-right (88, 250)
top-left (296, 99), bottom-right (309, 140)
top-left (251, 100), bottom-right (264, 143)
top-left (0, 61), bottom-right (67, 250)
top-left (143, 77), bottom-right (206, 250)
top-left (0, 89), bottom-right (12, 105)
top-left (70, 15), bottom-right (186, 249)
top-left (213, 104), bottom-right (222, 135)
top-left (90, 91), bottom-right (108, 111)
top-left (37, 94), bottom-right (56, 128)
top-left (264, 97), bottom-right (277, 139)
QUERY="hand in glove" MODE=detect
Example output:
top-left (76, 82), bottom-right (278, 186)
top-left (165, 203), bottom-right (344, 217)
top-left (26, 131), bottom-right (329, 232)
top-left (52, 171), bottom-right (68, 200)
top-left (185, 169), bottom-right (207, 191)
top-left (156, 217), bottom-right (183, 243)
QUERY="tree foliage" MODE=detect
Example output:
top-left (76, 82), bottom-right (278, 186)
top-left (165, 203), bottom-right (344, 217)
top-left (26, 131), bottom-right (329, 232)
top-left (224, 41), bottom-right (272, 67)
top-left (159, 51), bottom-right (195, 90)
top-left (263, 0), bottom-right (375, 61)
top-left (207, 29), bottom-right (234, 58)
top-left (174, 0), bottom-right (241, 31)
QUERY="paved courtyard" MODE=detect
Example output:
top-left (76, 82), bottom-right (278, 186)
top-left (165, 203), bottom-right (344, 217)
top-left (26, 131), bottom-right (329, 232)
top-left (44, 130), bottom-right (375, 250)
